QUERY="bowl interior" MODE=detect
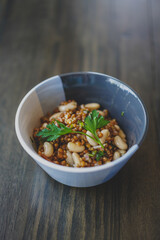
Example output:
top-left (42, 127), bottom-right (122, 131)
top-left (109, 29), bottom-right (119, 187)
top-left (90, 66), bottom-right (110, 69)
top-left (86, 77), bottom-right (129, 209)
top-left (61, 72), bottom-right (147, 147)
top-left (16, 72), bottom-right (148, 160)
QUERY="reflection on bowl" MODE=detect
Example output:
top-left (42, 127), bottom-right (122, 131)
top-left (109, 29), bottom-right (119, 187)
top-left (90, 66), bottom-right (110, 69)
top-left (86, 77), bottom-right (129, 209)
top-left (15, 72), bottom-right (148, 187)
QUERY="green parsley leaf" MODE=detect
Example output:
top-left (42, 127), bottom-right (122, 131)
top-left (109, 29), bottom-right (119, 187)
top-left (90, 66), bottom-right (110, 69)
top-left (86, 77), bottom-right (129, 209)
top-left (77, 120), bottom-right (84, 127)
top-left (84, 110), bottom-right (109, 132)
top-left (121, 111), bottom-right (124, 116)
top-left (96, 151), bottom-right (104, 161)
top-left (89, 150), bottom-right (97, 157)
top-left (37, 120), bottom-right (72, 141)
top-left (84, 110), bottom-right (110, 148)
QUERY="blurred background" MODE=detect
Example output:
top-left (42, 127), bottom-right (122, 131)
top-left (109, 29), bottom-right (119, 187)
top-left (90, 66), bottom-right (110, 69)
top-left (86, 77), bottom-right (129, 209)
top-left (0, 0), bottom-right (160, 239)
top-left (1, 0), bottom-right (159, 121)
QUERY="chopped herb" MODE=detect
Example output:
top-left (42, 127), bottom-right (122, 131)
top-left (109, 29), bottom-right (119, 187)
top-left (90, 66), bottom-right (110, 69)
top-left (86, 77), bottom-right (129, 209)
top-left (89, 150), bottom-right (97, 157)
top-left (121, 111), bottom-right (124, 116)
top-left (89, 153), bottom-right (94, 157)
top-left (77, 120), bottom-right (84, 127)
top-left (96, 151), bottom-right (104, 161)
top-left (92, 150), bottom-right (97, 156)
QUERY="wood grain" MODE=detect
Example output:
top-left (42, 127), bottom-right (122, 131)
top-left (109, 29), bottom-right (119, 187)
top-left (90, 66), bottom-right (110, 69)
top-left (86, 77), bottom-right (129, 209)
top-left (0, 0), bottom-right (160, 239)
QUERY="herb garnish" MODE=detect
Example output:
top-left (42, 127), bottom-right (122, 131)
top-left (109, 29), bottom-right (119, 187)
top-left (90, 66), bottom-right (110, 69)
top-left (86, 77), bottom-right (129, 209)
top-left (37, 110), bottom-right (110, 148)
top-left (83, 110), bottom-right (110, 148)
top-left (37, 120), bottom-right (72, 141)
top-left (89, 150), bottom-right (104, 161)
top-left (96, 151), bottom-right (104, 161)
top-left (89, 150), bottom-right (97, 157)
top-left (77, 120), bottom-right (84, 127)
top-left (121, 111), bottom-right (124, 116)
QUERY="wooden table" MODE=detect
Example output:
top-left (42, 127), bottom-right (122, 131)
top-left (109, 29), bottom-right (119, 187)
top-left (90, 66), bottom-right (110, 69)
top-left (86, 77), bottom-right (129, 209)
top-left (0, 0), bottom-right (160, 239)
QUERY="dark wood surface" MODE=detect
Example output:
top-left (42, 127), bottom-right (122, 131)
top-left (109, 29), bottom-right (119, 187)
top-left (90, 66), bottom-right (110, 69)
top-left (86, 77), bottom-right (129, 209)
top-left (0, 0), bottom-right (160, 239)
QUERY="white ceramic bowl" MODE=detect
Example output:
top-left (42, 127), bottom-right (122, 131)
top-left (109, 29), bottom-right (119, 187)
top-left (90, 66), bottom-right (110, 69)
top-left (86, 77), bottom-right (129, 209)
top-left (15, 72), bottom-right (148, 187)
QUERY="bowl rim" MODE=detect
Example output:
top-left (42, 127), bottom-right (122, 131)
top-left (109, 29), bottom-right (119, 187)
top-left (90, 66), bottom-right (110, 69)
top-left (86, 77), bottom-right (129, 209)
top-left (15, 71), bottom-right (148, 173)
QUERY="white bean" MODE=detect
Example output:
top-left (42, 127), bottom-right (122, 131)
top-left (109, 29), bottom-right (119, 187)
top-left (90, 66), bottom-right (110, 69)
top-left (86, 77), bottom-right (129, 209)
top-left (119, 129), bottom-right (126, 139)
top-left (114, 136), bottom-right (128, 150)
top-left (103, 109), bottom-right (108, 117)
top-left (113, 151), bottom-right (121, 160)
top-left (97, 110), bottom-right (105, 116)
top-left (118, 149), bottom-right (126, 156)
top-left (59, 101), bottom-right (77, 112)
top-left (86, 131), bottom-right (98, 146)
top-left (80, 104), bottom-right (85, 109)
top-left (115, 124), bottom-right (120, 131)
top-left (43, 142), bottom-right (54, 157)
top-left (66, 151), bottom-right (74, 166)
top-left (49, 112), bottom-right (62, 121)
top-left (42, 122), bottom-right (48, 128)
top-left (100, 129), bottom-right (110, 144)
top-left (67, 142), bottom-right (85, 152)
top-left (72, 152), bottom-right (81, 167)
top-left (84, 103), bottom-right (100, 110)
